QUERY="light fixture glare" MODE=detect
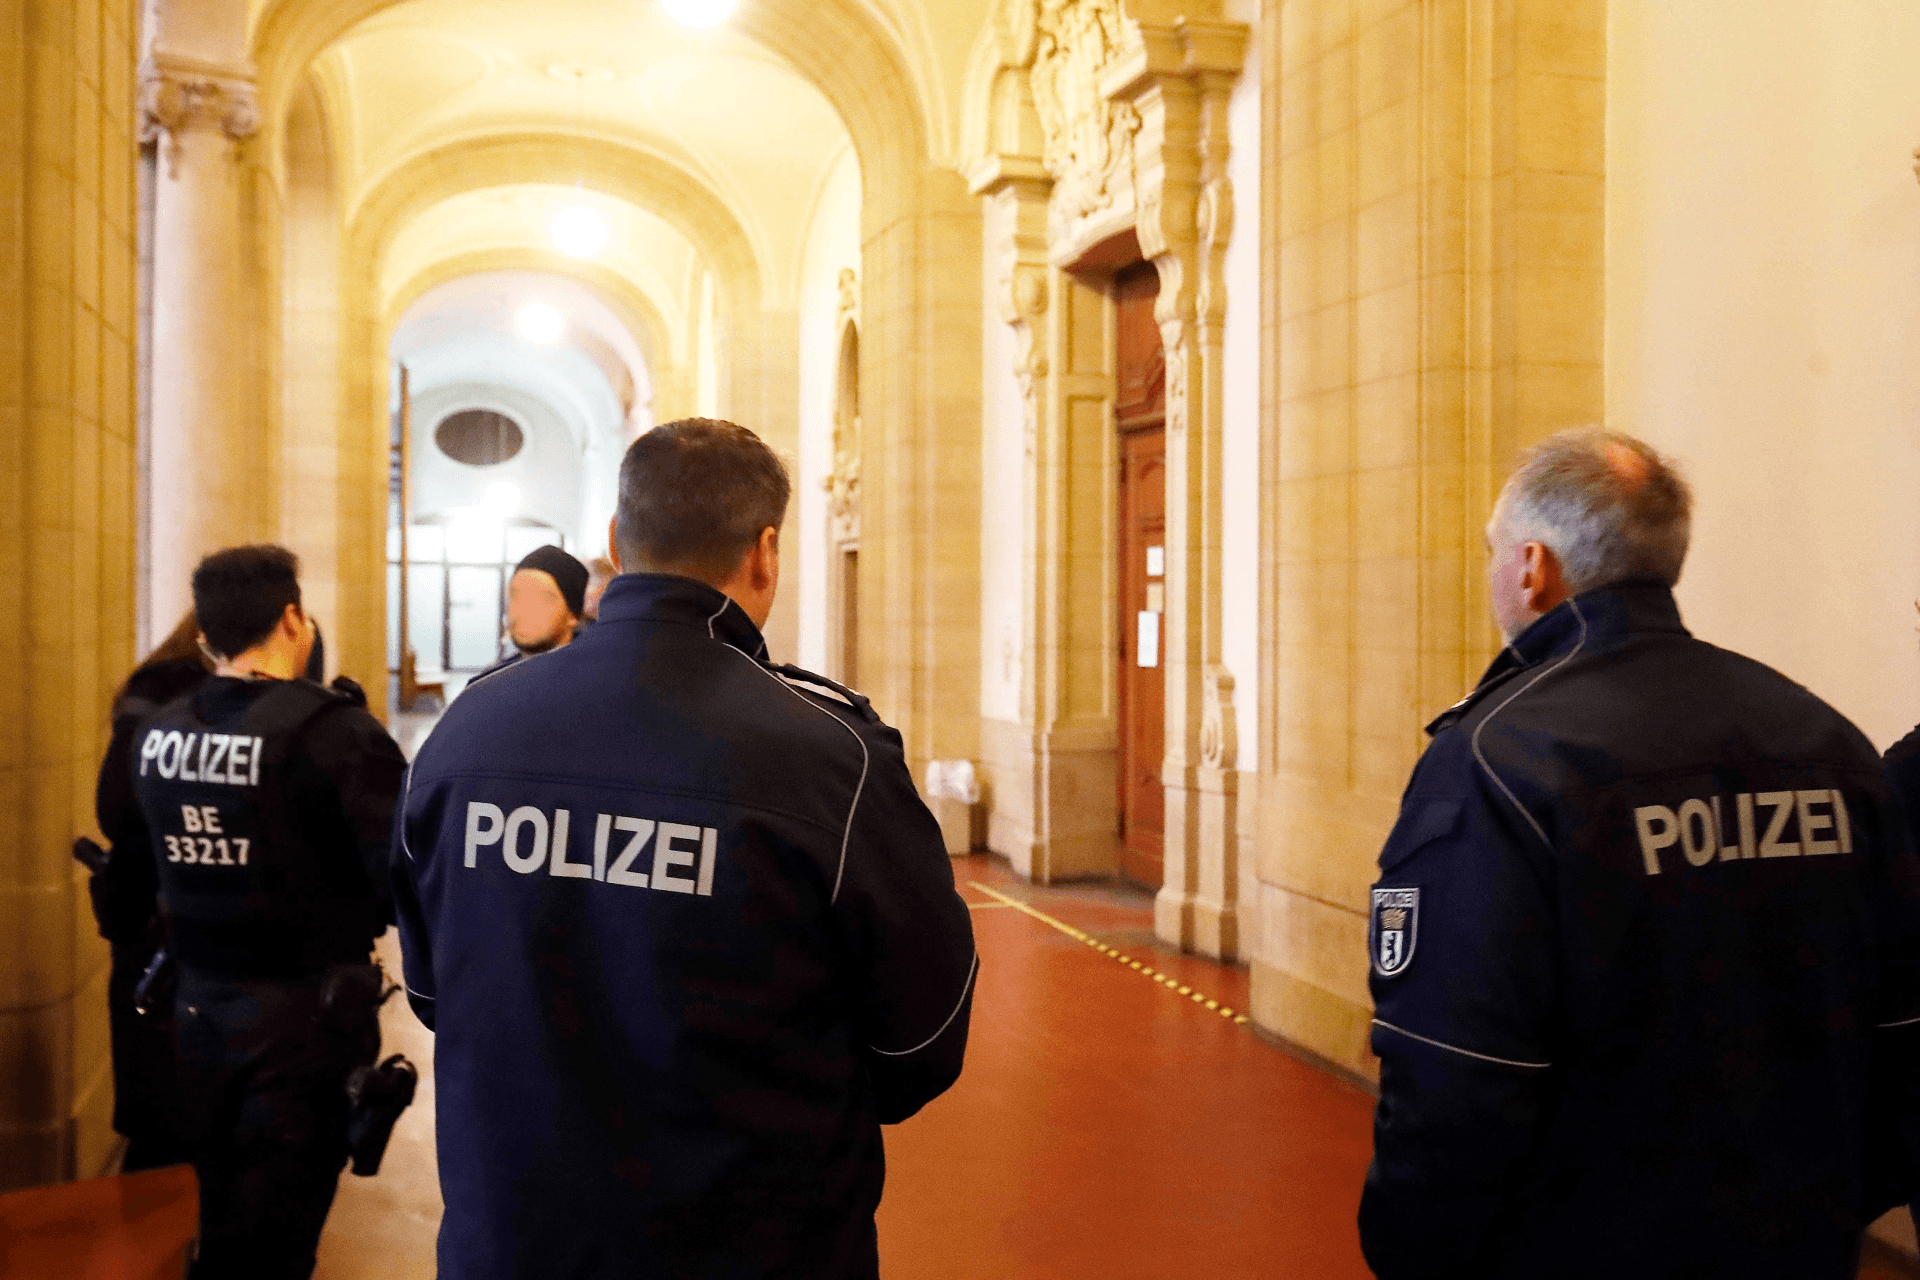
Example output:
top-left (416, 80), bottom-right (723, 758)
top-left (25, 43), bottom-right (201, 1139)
top-left (551, 203), bottom-right (610, 258)
top-left (662, 0), bottom-right (735, 27)
top-left (483, 481), bottom-right (521, 516)
top-left (517, 303), bottom-right (565, 345)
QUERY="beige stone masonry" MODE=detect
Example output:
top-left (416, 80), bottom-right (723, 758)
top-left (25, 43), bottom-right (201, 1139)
top-left (0, 0), bottom-right (141, 1190)
top-left (1249, 0), bottom-right (1605, 1077)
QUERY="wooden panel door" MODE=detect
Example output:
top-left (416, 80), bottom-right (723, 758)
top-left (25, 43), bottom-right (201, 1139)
top-left (1114, 259), bottom-right (1165, 889)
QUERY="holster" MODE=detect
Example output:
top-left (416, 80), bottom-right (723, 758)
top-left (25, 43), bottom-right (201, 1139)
top-left (319, 961), bottom-right (388, 1065)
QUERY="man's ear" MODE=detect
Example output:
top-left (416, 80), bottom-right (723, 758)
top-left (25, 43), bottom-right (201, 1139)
top-left (607, 516), bottom-right (622, 573)
top-left (282, 602), bottom-right (306, 639)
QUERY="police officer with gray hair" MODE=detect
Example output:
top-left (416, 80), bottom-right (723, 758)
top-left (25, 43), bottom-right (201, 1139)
top-left (1359, 428), bottom-right (1920, 1278)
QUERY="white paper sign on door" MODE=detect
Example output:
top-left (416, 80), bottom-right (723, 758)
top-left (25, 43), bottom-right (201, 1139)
top-left (1136, 610), bottom-right (1161, 668)
top-left (1146, 545), bottom-right (1165, 578)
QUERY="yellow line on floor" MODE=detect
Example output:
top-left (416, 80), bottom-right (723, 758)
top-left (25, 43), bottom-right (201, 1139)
top-left (967, 881), bottom-right (1249, 1026)
top-left (966, 901), bottom-right (1017, 910)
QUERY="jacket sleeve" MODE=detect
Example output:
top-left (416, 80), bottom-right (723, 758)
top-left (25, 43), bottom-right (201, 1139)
top-left (830, 720), bottom-right (978, 1123)
top-left (92, 712), bottom-right (159, 946)
top-left (303, 706), bottom-right (409, 928)
top-left (389, 766), bottom-right (437, 1030)
top-left (1867, 756), bottom-right (1920, 1215)
top-left (1358, 744), bottom-right (1558, 1280)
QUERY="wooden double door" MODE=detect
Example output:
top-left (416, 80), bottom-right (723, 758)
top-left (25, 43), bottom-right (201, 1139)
top-left (1114, 261), bottom-right (1166, 890)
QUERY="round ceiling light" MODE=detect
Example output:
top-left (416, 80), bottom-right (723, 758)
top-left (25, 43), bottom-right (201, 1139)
top-left (517, 303), bottom-right (564, 344)
top-left (662, 0), bottom-right (735, 27)
top-left (551, 203), bottom-right (609, 259)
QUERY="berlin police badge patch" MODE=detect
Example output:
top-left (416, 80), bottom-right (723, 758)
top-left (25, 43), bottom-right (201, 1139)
top-left (1370, 887), bottom-right (1420, 978)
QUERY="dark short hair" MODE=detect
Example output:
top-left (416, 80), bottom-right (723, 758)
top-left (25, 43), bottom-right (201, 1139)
top-left (614, 419), bottom-right (791, 583)
top-left (192, 545), bottom-right (302, 659)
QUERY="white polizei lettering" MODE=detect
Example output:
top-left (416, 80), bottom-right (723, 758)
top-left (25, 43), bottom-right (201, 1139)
top-left (696, 827), bottom-right (717, 897)
top-left (178, 733), bottom-right (200, 782)
top-left (203, 734), bottom-right (228, 783)
top-left (591, 812), bottom-right (612, 882)
top-left (1798, 791), bottom-right (1839, 856)
top-left (607, 817), bottom-right (653, 888)
top-left (549, 810), bottom-right (590, 879)
top-left (250, 737), bottom-right (260, 786)
top-left (1756, 792), bottom-right (1799, 858)
top-left (1634, 805), bottom-right (1678, 875)
top-left (1713, 795), bottom-right (1738, 862)
top-left (157, 731), bottom-right (185, 779)
top-left (503, 807), bottom-right (549, 874)
top-left (139, 730), bottom-right (164, 777)
top-left (464, 802), bottom-right (504, 868)
top-left (226, 736), bottom-right (253, 786)
top-left (1678, 798), bottom-right (1715, 868)
top-left (1633, 789), bottom-right (1866, 875)
top-left (652, 823), bottom-right (701, 894)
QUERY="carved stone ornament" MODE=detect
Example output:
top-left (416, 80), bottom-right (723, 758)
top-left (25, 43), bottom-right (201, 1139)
top-left (1199, 663), bottom-right (1236, 770)
top-left (836, 267), bottom-right (859, 324)
top-left (1028, 0), bottom-right (1141, 244)
top-left (140, 64), bottom-right (259, 176)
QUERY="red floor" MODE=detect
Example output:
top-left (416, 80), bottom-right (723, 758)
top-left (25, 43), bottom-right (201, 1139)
top-left (877, 856), bottom-right (1378, 1279)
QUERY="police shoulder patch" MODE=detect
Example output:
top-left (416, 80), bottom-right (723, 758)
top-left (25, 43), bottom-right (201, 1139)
top-left (1370, 886), bottom-right (1420, 978)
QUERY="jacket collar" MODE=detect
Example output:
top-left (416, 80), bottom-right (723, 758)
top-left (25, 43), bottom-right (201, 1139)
top-left (1427, 577), bottom-right (1688, 735)
top-left (593, 572), bottom-right (769, 662)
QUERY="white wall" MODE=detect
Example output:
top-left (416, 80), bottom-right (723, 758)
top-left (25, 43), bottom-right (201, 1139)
top-left (1608, 0), bottom-right (1920, 748)
top-left (795, 148), bottom-right (863, 673)
top-left (979, 193), bottom-right (1028, 723)
top-left (1219, 13), bottom-right (1262, 774)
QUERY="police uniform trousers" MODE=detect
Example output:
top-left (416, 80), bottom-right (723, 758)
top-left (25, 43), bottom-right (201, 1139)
top-left (173, 966), bottom-right (374, 1279)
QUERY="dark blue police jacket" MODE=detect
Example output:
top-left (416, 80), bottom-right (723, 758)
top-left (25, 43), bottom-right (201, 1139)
top-left (1359, 580), bottom-right (1920, 1280)
top-left (394, 573), bottom-right (978, 1280)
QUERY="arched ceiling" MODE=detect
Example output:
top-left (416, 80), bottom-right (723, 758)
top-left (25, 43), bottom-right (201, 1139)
top-left (303, 0), bottom-right (856, 304)
top-left (379, 184), bottom-right (698, 361)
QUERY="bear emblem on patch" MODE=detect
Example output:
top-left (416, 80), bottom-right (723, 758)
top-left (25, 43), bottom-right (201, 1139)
top-left (1371, 887), bottom-right (1420, 978)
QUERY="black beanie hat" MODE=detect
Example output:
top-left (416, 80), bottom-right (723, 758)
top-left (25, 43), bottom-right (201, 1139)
top-left (514, 545), bottom-right (589, 618)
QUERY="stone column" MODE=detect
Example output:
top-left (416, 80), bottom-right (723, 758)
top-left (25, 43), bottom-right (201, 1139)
top-left (140, 53), bottom-right (264, 637)
top-left (1, 0), bottom-right (142, 1188)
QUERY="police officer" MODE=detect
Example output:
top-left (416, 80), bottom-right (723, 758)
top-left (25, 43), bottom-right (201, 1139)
top-left (393, 418), bottom-right (977, 1278)
top-left (126, 545), bottom-right (406, 1278)
top-left (468, 544), bottom-right (590, 687)
top-left (1359, 429), bottom-right (1920, 1278)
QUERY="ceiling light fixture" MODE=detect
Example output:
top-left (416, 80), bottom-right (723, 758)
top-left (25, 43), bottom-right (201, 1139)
top-left (483, 480), bottom-right (522, 517)
top-left (662, 0), bottom-right (735, 27)
top-left (517, 303), bottom-right (564, 344)
top-left (551, 202), bottom-right (610, 258)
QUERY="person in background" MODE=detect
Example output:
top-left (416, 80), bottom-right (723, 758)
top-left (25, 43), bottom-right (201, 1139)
top-left (468, 544), bottom-right (589, 687)
top-left (90, 609), bottom-right (211, 1172)
top-left (583, 555), bottom-right (616, 623)
top-left (124, 546), bottom-right (406, 1279)
top-left (1359, 428), bottom-right (1920, 1278)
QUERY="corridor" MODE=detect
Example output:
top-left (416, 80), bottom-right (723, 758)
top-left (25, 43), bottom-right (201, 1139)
top-left (313, 856), bottom-right (1377, 1279)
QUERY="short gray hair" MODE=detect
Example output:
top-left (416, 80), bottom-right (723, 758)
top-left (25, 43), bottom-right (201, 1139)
top-left (1497, 428), bottom-right (1692, 594)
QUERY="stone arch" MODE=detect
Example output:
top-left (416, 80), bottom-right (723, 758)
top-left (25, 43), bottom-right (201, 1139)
top-left (346, 133), bottom-right (763, 312)
top-left (250, 0), bottom-right (932, 228)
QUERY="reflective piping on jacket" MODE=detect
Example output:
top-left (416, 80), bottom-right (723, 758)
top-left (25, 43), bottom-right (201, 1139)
top-left (1878, 1014), bottom-right (1920, 1029)
top-left (725, 650), bottom-right (871, 905)
top-left (1469, 597), bottom-right (1589, 852)
top-left (406, 983), bottom-right (435, 1002)
top-left (872, 952), bottom-right (979, 1057)
top-left (399, 763), bottom-right (417, 865)
top-left (779, 673), bottom-right (854, 707)
top-left (705, 593), bottom-right (729, 640)
top-left (1372, 1018), bottom-right (1551, 1070)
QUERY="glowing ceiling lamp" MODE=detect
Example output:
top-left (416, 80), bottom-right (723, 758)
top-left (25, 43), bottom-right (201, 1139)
top-left (483, 481), bottom-right (522, 517)
top-left (551, 202), bottom-right (609, 258)
top-left (662, 0), bottom-right (735, 27)
top-left (517, 302), bottom-right (564, 345)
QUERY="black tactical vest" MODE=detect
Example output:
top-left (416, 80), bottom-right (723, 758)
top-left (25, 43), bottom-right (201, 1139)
top-left (130, 678), bottom-right (382, 979)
